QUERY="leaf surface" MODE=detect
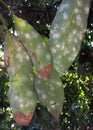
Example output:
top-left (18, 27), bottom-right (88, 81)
top-left (4, 31), bottom-right (38, 125)
top-left (35, 68), bottom-right (64, 121)
top-left (13, 15), bottom-right (52, 78)
top-left (49, 0), bottom-right (90, 76)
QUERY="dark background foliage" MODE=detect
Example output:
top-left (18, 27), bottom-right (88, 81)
top-left (0, 0), bottom-right (93, 130)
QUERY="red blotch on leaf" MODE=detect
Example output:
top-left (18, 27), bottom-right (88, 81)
top-left (39, 64), bottom-right (52, 79)
top-left (13, 112), bottom-right (34, 126)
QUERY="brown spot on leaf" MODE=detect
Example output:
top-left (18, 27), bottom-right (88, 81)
top-left (5, 56), bottom-right (10, 68)
top-left (32, 52), bottom-right (37, 58)
top-left (39, 64), bottom-right (52, 79)
top-left (13, 112), bottom-right (34, 126)
top-left (32, 52), bottom-right (40, 64)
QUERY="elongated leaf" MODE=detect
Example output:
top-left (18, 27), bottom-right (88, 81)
top-left (13, 15), bottom-right (52, 79)
top-left (4, 31), bottom-right (38, 126)
top-left (12, 14), bottom-right (64, 121)
top-left (34, 68), bottom-right (64, 121)
top-left (49, 0), bottom-right (90, 76)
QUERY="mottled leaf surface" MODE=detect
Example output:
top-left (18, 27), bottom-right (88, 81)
top-left (13, 15), bottom-right (52, 78)
top-left (4, 31), bottom-right (38, 115)
top-left (49, 0), bottom-right (90, 76)
top-left (35, 68), bottom-right (64, 121)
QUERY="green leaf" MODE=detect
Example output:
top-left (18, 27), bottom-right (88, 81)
top-left (49, 0), bottom-right (90, 76)
top-left (13, 14), bottom-right (52, 78)
top-left (4, 31), bottom-right (38, 125)
top-left (35, 68), bottom-right (64, 121)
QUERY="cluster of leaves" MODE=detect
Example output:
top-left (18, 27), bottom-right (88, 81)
top-left (0, 0), bottom-right (93, 130)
